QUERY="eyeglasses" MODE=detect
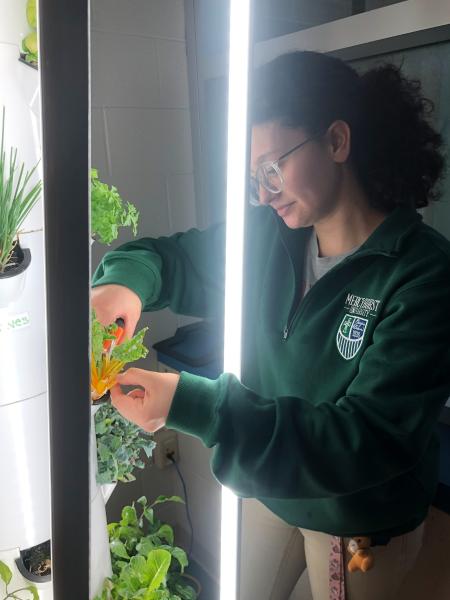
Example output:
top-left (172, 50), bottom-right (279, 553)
top-left (249, 136), bottom-right (317, 206)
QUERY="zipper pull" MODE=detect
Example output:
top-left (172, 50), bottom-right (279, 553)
top-left (283, 326), bottom-right (289, 340)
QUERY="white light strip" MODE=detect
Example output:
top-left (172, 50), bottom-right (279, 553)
top-left (221, 0), bottom-right (252, 598)
top-left (223, 0), bottom-right (251, 379)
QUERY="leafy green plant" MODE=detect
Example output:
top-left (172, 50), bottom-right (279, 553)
top-left (22, 1), bottom-right (38, 65)
top-left (95, 403), bottom-right (155, 484)
top-left (111, 328), bottom-right (149, 363)
top-left (0, 560), bottom-right (39, 600)
top-left (0, 108), bottom-right (42, 273)
top-left (26, 0), bottom-right (37, 28)
top-left (21, 32), bottom-right (38, 65)
top-left (91, 311), bottom-right (154, 483)
top-left (91, 169), bottom-right (139, 245)
top-left (94, 496), bottom-right (198, 600)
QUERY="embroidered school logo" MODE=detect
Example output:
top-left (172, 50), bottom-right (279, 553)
top-left (336, 314), bottom-right (368, 360)
top-left (344, 293), bottom-right (381, 318)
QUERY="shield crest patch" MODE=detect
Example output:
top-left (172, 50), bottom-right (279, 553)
top-left (336, 314), bottom-right (368, 360)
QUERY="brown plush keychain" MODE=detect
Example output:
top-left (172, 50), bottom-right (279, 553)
top-left (346, 537), bottom-right (375, 572)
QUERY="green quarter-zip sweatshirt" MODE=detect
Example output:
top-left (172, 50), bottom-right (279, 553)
top-left (93, 206), bottom-right (450, 538)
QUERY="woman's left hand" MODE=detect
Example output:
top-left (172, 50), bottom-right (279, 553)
top-left (110, 368), bottom-right (180, 432)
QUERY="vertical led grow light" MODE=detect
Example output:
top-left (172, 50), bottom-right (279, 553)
top-left (221, 0), bottom-right (252, 598)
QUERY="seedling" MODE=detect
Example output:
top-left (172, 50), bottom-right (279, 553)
top-left (0, 560), bottom-right (39, 600)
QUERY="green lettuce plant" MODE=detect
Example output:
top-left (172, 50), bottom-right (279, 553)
top-left (0, 560), bottom-right (39, 600)
top-left (94, 496), bottom-right (198, 600)
top-left (91, 169), bottom-right (139, 245)
top-left (0, 108), bottom-right (41, 273)
top-left (95, 403), bottom-right (155, 484)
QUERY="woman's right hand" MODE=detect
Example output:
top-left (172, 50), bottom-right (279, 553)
top-left (91, 284), bottom-right (142, 340)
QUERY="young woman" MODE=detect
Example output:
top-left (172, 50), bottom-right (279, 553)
top-left (92, 51), bottom-right (450, 599)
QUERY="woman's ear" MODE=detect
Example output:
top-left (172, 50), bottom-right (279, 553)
top-left (326, 120), bottom-right (351, 164)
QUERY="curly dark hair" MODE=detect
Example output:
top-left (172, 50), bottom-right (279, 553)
top-left (251, 51), bottom-right (446, 211)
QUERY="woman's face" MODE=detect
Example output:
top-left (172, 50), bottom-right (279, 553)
top-left (250, 121), bottom-right (349, 229)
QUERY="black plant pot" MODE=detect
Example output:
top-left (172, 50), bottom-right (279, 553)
top-left (0, 243), bottom-right (32, 307)
top-left (18, 53), bottom-right (38, 71)
top-left (0, 243), bottom-right (31, 277)
top-left (92, 390), bottom-right (111, 406)
top-left (15, 539), bottom-right (51, 583)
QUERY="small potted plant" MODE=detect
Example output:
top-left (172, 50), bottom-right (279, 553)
top-left (91, 311), bottom-right (155, 497)
top-left (15, 541), bottom-right (51, 584)
top-left (0, 108), bottom-right (42, 308)
top-left (20, 0), bottom-right (39, 69)
top-left (94, 495), bottom-right (201, 600)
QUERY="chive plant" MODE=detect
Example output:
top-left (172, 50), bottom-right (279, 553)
top-left (0, 108), bottom-right (42, 273)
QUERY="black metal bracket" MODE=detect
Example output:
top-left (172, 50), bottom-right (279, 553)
top-left (39, 0), bottom-right (90, 598)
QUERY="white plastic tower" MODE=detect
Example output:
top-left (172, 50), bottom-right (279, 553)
top-left (0, 2), bottom-right (111, 597)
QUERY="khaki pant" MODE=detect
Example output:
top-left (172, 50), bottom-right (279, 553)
top-left (238, 498), bottom-right (440, 600)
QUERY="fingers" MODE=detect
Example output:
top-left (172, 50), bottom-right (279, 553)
top-left (116, 368), bottom-right (150, 388)
top-left (110, 384), bottom-right (144, 422)
top-left (109, 370), bottom-right (178, 433)
top-left (91, 287), bottom-right (114, 326)
top-left (123, 317), bottom-right (138, 341)
top-left (127, 388), bottom-right (145, 400)
top-left (91, 284), bottom-right (141, 338)
top-left (110, 383), bottom-right (129, 411)
top-left (91, 305), bottom-right (113, 328)
top-left (111, 369), bottom-right (152, 426)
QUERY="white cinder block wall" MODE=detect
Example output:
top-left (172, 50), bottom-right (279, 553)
top-left (90, 0), bottom-right (221, 585)
top-left (91, 0), bottom-right (196, 343)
